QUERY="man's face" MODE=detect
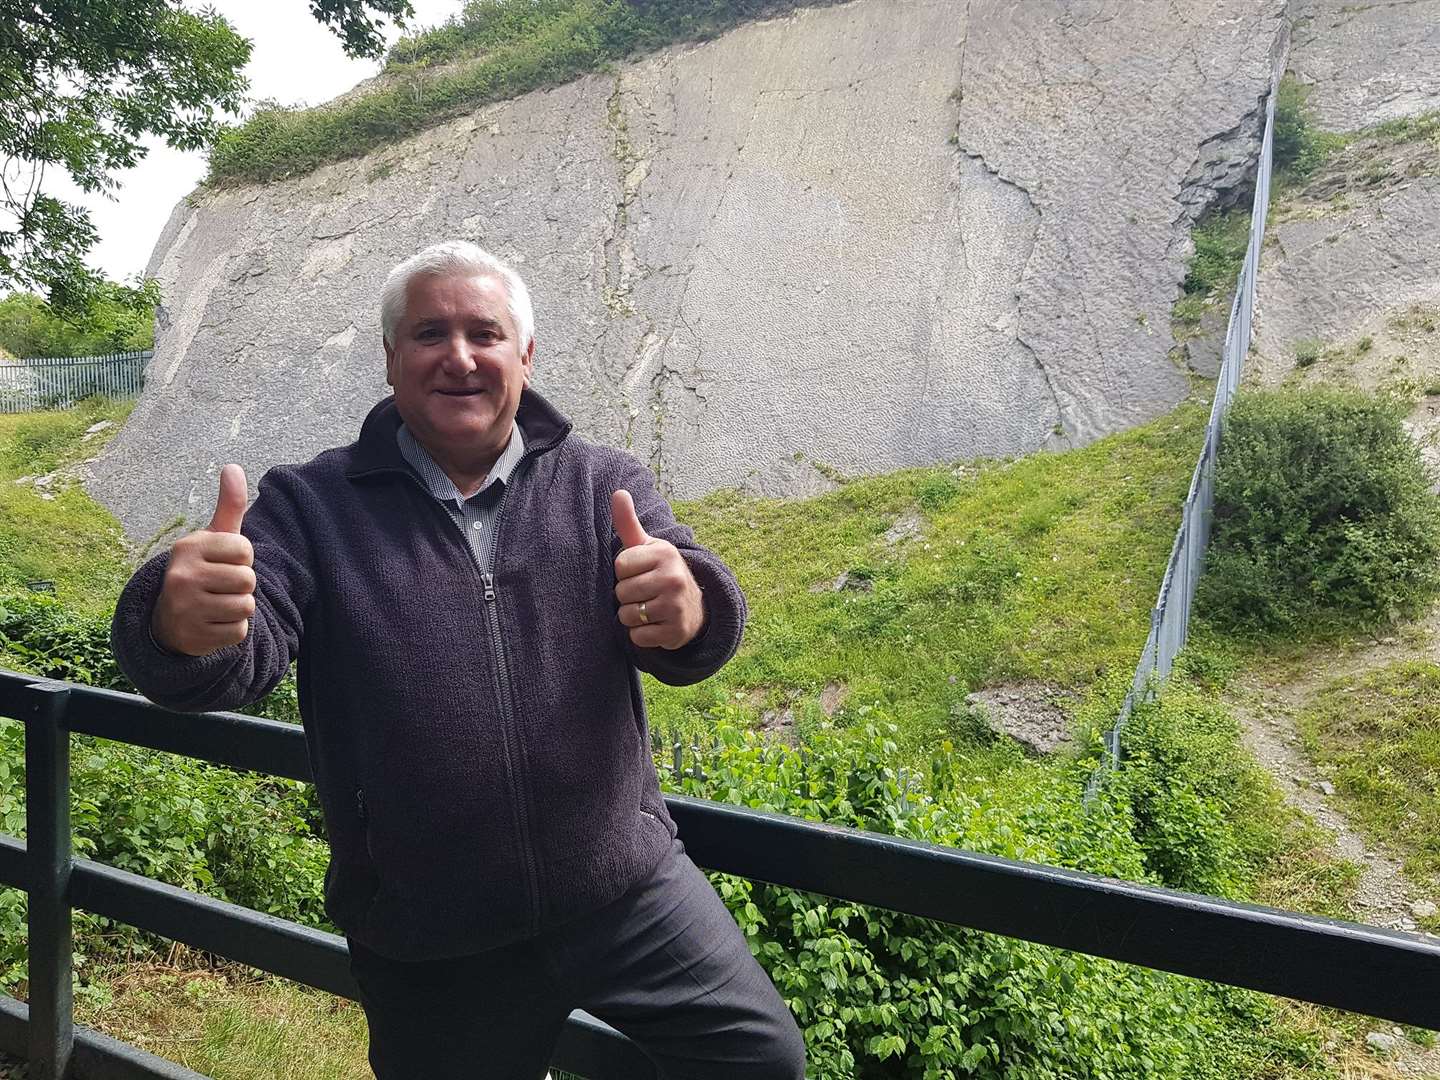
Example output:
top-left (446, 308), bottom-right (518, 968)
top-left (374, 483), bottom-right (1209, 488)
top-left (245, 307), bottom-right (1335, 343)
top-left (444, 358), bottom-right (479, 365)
top-left (384, 273), bottom-right (534, 462)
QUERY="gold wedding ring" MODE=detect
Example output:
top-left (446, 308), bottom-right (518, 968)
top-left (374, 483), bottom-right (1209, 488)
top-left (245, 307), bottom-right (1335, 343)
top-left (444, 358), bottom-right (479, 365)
top-left (638, 601), bottom-right (649, 624)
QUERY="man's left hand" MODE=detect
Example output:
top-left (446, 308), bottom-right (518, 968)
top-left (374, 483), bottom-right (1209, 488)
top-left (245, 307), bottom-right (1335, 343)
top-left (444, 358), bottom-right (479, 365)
top-left (612, 489), bottom-right (706, 650)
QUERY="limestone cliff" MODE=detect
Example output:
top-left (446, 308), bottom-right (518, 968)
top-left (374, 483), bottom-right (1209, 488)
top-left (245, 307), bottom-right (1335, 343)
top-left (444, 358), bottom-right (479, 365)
top-left (90, 0), bottom-right (1287, 542)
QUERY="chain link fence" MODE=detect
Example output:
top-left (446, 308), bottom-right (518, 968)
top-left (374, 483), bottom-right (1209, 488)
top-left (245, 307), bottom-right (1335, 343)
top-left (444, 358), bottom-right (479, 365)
top-left (0, 351), bottom-right (152, 413)
top-left (1085, 81), bottom-right (1278, 801)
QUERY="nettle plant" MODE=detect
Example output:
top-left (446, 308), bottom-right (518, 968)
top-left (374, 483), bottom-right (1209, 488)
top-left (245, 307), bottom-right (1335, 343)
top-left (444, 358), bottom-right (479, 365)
top-left (663, 721), bottom-right (1252, 1079)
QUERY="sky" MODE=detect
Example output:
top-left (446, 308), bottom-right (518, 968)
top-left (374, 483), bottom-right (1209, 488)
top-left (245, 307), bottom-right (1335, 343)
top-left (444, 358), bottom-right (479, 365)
top-left (43, 0), bottom-right (463, 285)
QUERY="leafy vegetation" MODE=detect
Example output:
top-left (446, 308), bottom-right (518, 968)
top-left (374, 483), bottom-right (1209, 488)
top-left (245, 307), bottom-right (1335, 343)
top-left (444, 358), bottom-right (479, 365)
top-left (1199, 387), bottom-right (1440, 635)
top-left (207, 0), bottom-right (834, 184)
top-left (667, 717), bottom-right (1326, 1079)
top-left (0, 712), bottom-right (331, 993)
top-left (0, 279), bottom-right (159, 359)
top-left (1298, 661), bottom-right (1440, 908)
top-left (1272, 75), bottom-right (1347, 187)
top-left (1112, 675), bottom-right (1289, 898)
top-left (1175, 209), bottom-right (1250, 328)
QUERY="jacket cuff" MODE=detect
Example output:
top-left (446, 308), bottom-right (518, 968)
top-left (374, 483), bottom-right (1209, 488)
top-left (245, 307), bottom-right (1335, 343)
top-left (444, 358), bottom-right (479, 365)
top-left (641, 553), bottom-right (745, 682)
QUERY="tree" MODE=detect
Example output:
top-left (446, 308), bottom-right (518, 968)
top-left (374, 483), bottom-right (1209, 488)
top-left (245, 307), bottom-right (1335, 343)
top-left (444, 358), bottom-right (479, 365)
top-left (0, 278), bottom-right (160, 358)
top-left (0, 1), bottom-right (415, 308)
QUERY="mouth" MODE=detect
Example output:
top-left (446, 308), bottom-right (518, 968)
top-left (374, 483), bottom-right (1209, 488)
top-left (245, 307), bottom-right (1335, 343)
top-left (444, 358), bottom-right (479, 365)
top-left (434, 388), bottom-right (485, 397)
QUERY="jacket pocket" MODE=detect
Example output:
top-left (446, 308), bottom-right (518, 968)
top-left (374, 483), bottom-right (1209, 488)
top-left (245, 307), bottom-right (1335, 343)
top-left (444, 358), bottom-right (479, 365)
top-left (356, 787), bottom-right (377, 864)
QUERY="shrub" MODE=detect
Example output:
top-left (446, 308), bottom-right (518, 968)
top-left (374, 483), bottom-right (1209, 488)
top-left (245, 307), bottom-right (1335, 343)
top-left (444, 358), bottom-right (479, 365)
top-left (1293, 338), bottom-right (1321, 368)
top-left (663, 720), bottom-right (1300, 1079)
top-left (1199, 387), bottom-right (1440, 633)
top-left (1113, 680), bottom-right (1284, 897)
top-left (0, 593), bottom-right (129, 689)
top-left (0, 592), bottom-right (323, 986)
top-left (1181, 210), bottom-right (1249, 302)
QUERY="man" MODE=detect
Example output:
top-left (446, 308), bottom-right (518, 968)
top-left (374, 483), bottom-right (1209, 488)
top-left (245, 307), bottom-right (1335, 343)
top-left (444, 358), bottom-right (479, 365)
top-left (110, 241), bottom-right (806, 1079)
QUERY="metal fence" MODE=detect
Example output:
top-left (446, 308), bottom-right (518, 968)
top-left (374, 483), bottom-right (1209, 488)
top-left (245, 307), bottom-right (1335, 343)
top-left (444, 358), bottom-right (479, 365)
top-left (1085, 80), bottom-right (1277, 800)
top-left (0, 352), bottom-right (151, 414)
top-left (0, 672), bottom-right (1436, 1080)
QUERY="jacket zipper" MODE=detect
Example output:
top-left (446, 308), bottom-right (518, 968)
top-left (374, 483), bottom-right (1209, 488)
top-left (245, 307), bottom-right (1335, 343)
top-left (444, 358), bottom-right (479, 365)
top-left (476, 466), bottom-right (544, 937)
top-left (401, 456), bottom-right (545, 937)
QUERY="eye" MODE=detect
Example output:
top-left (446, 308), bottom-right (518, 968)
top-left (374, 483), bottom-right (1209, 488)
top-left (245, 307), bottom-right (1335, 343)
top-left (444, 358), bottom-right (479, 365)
top-left (416, 327), bottom-right (443, 342)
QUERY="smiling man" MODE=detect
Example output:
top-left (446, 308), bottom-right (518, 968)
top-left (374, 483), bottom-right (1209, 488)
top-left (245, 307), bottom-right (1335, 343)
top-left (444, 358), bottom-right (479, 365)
top-left (110, 242), bottom-right (805, 1079)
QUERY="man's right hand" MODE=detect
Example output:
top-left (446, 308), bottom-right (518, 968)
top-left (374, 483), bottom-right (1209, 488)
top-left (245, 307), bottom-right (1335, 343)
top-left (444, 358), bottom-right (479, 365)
top-left (150, 464), bottom-right (257, 657)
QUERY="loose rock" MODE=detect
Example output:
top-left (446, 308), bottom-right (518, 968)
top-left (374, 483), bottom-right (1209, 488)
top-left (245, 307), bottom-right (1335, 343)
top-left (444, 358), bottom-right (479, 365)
top-left (882, 509), bottom-right (924, 547)
top-left (1366, 1031), bottom-right (1400, 1055)
top-left (965, 682), bottom-right (1074, 755)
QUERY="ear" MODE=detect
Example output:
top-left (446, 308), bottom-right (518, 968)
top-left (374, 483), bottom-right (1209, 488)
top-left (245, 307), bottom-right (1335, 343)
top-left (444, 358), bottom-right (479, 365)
top-left (521, 338), bottom-right (535, 386)
top-left (384, 339), bottom-right (398, 387)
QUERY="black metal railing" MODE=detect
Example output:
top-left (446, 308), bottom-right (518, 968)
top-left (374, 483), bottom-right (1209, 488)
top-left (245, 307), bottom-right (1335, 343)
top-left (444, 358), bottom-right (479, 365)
top-left (0, 671), bottom-right (1437, 1079)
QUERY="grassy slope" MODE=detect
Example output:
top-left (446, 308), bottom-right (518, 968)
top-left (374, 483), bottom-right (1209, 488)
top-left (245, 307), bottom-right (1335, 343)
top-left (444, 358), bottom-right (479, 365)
top-left (0, 400), bottom-right (134, 615)
top-left (1299, 661), bottom-right (1440, 906)
top-left (650, 403), bottom-right (1205, 758)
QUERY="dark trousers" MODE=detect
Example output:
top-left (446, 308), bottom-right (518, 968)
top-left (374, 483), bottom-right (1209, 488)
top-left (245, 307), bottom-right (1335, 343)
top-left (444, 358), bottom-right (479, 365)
top-left (346, 838), bottom-right (807, 1080)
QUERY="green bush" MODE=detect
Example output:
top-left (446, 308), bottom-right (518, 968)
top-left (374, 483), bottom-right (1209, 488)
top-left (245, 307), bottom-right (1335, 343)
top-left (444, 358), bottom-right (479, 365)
top-left (1199, 388), bottom-right (1440, 633)
top-left (663, 720), bottom-right (1309, 1079)
top-left (1181, 210), bottom-right (1249, 303)
top-left (1112, 680), bottom-right (1285, 897)
top-left (0, 716), bottom-right (330, 990)
top-left (0, 279), bottom-right (159, 360)
top-left (0, 592), bottom-right (324, 987)
top-left (0, 593), bottom-right (129, 689)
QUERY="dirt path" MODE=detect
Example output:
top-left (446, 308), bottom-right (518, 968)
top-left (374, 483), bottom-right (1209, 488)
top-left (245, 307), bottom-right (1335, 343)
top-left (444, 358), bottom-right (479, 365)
top-left (1226, 615), bottom-right (1440, 1076)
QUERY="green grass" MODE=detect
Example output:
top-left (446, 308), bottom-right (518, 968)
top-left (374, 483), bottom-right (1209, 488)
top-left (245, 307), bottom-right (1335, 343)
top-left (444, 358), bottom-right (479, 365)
top-left (1298, 660), bottom-right (1440, 907)
top-left (647, 403), bottom-right (1207, 756)
top-left (74, 963), bottom-right (370, 1080)
top-left (1272, 72), bottom-right (1439, 200)
top-left (0, 399), bottom-right (134, 615)
top-left (207, 0), bottom-right (833, 185)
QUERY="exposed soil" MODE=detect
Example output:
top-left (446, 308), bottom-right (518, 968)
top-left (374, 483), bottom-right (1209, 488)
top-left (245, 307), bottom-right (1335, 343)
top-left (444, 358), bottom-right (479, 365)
top-left (1226, 610), bottom-right (1440, 1077)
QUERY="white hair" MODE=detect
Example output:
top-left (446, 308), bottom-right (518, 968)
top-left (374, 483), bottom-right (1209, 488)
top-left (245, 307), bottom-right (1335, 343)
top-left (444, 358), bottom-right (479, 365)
top-left (380, 241), bottom-right (534, 353)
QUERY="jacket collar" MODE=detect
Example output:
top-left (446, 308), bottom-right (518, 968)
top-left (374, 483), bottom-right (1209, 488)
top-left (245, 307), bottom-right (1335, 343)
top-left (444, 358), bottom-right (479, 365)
top-left (345, 386), bottom-right (572, 480)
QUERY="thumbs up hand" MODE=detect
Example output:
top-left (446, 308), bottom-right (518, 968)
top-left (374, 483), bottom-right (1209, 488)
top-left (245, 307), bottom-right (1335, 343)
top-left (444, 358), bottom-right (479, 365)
top-left (612, 489), bottom-right (705, 650)
top-left (151, 464), bottom-right (258, 656)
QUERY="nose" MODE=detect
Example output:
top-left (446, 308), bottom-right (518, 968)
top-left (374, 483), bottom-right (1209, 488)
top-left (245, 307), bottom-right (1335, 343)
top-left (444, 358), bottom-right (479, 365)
top-left (438, 331), bottom-right (478, 377)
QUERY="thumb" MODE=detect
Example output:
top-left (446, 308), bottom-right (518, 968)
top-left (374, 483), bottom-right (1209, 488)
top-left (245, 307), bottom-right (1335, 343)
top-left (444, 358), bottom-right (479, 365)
top-left (611, 489), bottom-right (650, 550)
top-left (208, 464), bottom-right (248, 534)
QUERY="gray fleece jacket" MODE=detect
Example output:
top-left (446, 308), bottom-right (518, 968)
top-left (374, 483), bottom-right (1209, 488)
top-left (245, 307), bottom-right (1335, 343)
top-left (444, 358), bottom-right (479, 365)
top-left (110, 389), bottom-right (746, 961)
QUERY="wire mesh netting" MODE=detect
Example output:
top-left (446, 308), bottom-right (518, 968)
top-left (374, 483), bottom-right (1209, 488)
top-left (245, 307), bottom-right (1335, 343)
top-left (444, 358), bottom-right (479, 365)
top-left (1084, 78), bottom-right (1278, 801)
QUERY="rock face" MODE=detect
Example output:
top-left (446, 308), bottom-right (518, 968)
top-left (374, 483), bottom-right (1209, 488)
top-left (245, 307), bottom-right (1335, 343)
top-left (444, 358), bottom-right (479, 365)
top-left (91, 0), bottom-right (1285, 542)
top-left (1290, 0), bottom-right (1440, 131)
top-left (1251, 0), bottom-right (1440, 415)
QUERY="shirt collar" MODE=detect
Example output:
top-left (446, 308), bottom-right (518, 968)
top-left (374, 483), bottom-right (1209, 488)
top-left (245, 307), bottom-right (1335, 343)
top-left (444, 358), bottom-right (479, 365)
top-left (396, 421), bottom-right (525, 504)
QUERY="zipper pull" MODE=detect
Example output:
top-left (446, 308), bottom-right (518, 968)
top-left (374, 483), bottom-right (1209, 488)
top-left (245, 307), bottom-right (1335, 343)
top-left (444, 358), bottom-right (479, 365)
top-left (482, 572), bottom-right (496, 601)
top-left (356, 789), bottom-right (366, 821)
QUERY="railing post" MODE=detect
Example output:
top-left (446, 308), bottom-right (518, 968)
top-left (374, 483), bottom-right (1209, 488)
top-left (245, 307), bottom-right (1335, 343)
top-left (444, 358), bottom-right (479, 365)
top-left (25, 683), bottom-right (74, 1080)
